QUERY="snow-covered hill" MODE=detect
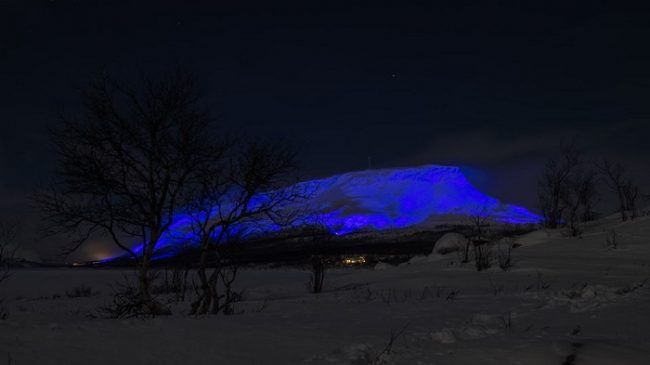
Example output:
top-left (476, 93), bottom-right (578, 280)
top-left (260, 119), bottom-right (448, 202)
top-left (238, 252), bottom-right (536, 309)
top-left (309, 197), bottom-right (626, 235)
top-left (293, 164), bottom-right (540, 234)
top-left (140, 164), bottom-right (540, 258)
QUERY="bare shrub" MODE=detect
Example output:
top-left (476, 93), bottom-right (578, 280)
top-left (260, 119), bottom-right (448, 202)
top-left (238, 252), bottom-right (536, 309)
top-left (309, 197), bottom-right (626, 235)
top-left (66, 284), bottom-right (96, 298)
top-left (615, 278), bottom-right (647, 295)
top-left (524, 272), bottom-right (552, 291)
top-left (538, 143), bottom-right (600, 234)
top-left (538, 143), bottom-right (581, 228)
top-left (488, 276), bottom-right (504, 296)
top-left (353, 325), bottom-right (408, 365)
top-left (0, 221), bottom-right (19, 284)
top-left (0, 221), bottom-right (19, 320)
top-left (0, 303), bottom-right (7, 320)
top-left (469, 205), bottom-right (491, 241)
top-left (499, 312), bottom-right (513, 330)
top-left (623, 181), bottom-right (640, 220)
top-left (99, 274), bottom-right (157, 319)
top-left (220, 264), bottom-right (244, 315)
top-left (605, 229), bottom-right (619, 249)
top-left (308, 255), bottom-right (326, 294)
top-left (473, 241), bottom-right (492, 271)
top-left (497, 239), bottom-right (514, 271)
top-left (598, 159), bottom-right (642, 222)
top-left (563, 169), bottom-right (598, 237)
top-left (445, 289), bottom-right (460, 301)
top-left (458, 235), bottom-right (472, 264)
top-left (461, 204), bottom-right (491, 264)
top-left (380, 289), bottom-right (414, 305)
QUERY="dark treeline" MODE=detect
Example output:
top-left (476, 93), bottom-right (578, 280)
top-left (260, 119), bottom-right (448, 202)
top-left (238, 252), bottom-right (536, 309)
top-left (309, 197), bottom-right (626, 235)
top-left (537, 142), bottom-right (644, 236)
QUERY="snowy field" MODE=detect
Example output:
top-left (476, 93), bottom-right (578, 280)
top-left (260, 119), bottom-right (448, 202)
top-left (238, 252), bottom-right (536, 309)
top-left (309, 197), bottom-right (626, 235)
top-left (1, 215), bottom-right (650, 364)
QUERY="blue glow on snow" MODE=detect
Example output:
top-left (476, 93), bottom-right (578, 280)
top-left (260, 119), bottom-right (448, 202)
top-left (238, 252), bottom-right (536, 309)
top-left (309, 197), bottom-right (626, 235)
top-left (104, 164), bottom-right (541, 261)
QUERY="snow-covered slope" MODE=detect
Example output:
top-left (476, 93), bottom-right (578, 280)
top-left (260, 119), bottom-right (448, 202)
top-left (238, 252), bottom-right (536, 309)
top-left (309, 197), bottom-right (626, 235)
top-left (146, 165), bottom-right (540, 256)
top-left (3, 214), bottom-right (650, 364)
top-left (294, 164), bottom-right (540, 234)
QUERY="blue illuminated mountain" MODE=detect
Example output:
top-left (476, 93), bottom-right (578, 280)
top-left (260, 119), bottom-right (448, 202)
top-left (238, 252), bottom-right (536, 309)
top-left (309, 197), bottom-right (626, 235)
top-left (123, 164), bottom-right (541, 260)
top-left (292, 164), bottom-right (540, 235)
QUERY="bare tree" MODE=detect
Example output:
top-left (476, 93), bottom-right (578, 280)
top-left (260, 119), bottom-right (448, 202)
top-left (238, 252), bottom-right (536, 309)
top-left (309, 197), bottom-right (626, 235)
top-left (577, 170), bottom-right (599, 223)
top-left (0, 220), bottom-right (19, 280)
top-left (35, 69), bottom-right (217, 315)
top-left (302, 219), bottom-right (332, 294)
top-left (0, 220), bottom-right (19, 320)
top-left (460, 204), bottom-right (490, 264)
top-left (597, 159), bottom-right (628, 221)
top-left (537, 143), bottom-right (581, 228)
top-left (597, 159), bottom-right (640, 222)
top-left (458, 235), bottom-right (473, 263)
top-left (473, 241), bottom-right (492, 271)
top-left (468, 204), bottom-right (490, 242)
top-left (308, 254), bottom-right (327, 294)
top-left (563, 169), bottom-right (598, 237)
top-left (218, 255), bottom-right (244, 315)
top-left (189, 141), bottom-right (302, 315)
top-left (623, 180), bottom-right (640, 220)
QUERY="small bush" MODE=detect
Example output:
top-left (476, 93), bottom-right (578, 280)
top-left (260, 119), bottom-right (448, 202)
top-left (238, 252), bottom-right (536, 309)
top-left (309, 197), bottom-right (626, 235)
top-left (66, 284), bottom-right (96, 298)
top-left (100, 283), bottom-right (147, 318)
top-left (605, 229), bottom-right (619, 249)
top-left (98, 275), bottom-right (160, 319)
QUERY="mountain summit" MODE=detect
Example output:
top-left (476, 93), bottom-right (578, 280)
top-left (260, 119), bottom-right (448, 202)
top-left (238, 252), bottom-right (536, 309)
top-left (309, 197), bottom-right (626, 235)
top-left (295, 164), bottom-right (540, 235)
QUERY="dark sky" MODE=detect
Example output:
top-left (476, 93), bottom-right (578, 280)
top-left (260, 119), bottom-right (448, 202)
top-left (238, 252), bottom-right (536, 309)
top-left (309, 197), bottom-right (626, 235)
top-left (2, 1), bottom-right (650, 258)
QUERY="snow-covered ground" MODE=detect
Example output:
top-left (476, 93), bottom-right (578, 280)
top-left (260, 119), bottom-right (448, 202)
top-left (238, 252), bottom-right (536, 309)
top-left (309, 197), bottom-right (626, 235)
top-left (1, 215), bottom-right (650, 364)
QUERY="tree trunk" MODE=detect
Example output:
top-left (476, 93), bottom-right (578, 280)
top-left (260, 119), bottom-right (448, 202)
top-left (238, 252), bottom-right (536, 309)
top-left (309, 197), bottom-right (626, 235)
top-left (191, 241), bottom-right (221, 315)
top-left (208, 268), bottom-right (221, 314)
top-left (618, 189), bottom-right (628, 222)
top-left (138, 234), bottom-right (171, 315)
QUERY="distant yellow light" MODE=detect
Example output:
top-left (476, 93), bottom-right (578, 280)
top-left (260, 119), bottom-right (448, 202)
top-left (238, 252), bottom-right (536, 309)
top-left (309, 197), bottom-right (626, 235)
top-left (342, 256), bottom-right (366, 265)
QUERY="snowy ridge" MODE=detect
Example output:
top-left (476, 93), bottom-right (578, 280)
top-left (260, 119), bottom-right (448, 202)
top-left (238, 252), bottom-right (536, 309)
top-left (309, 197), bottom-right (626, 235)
top-left (133, 164), bottom-right (540, 258)
top-left (291, 164), bottom-right (540, 234)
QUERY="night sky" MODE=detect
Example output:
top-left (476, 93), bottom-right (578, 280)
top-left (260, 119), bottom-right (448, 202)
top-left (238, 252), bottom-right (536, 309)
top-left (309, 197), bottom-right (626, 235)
top-left (2, 1), bottom-right (650, 258)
